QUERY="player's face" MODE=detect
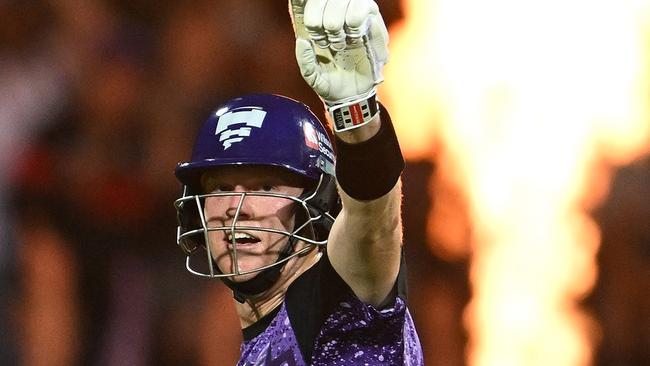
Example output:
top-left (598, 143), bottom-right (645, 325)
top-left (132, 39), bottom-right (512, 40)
top-left (201, 166), bottom-right (305, 282)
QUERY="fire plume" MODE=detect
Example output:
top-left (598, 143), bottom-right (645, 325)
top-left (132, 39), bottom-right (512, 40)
top-left (381, 0), bottom-right (650, 365)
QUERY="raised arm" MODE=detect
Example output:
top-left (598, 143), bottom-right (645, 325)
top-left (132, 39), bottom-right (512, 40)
top-left (289, 0), bottom-right (404, 307)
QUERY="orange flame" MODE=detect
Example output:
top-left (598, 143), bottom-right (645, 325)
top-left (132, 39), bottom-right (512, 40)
top-left (381, 0), bottom-right (650, 365)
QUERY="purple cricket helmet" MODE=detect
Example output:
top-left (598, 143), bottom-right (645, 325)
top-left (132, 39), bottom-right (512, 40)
top-left (175, 93), bottom-right (335, 191)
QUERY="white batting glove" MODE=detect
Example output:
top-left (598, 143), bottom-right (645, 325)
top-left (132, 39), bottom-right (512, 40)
top-left (289, 0), bottom-right (389, 132)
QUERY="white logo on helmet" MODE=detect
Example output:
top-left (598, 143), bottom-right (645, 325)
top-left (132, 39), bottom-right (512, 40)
top-left (214, 107), bottom-right (267, 150)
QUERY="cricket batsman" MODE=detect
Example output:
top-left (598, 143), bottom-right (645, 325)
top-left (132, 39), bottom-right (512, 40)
top-left (174, 0), bottom-right (424, 364)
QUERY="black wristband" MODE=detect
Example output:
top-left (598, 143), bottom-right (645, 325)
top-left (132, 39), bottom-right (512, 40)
top-left (334, 104), bottom-right (405, 201)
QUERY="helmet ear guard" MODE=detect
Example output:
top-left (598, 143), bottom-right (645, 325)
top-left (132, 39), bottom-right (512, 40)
top-left (175, 185), bottom-right (207, 255)
top-left (300, 173), bottom-right (340, 242)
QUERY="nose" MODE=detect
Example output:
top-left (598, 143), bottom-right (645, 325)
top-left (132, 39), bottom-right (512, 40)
top-left (224, 186), bottom-right (252, 221)
top-left (204, 185), bottom-right (252, 223)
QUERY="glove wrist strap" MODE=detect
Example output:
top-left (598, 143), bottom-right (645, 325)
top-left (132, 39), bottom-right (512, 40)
top-left (328, 91), bottom-right (380, 132)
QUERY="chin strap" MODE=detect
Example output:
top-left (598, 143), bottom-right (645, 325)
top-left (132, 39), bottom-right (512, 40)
top-left (217, 235), bottom-right (298, 303)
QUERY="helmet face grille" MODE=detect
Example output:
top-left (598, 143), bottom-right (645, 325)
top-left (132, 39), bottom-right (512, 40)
top-left (174, 174), bottom-right (338, 279)
top-left (174, 94), bottom-right (339, 279)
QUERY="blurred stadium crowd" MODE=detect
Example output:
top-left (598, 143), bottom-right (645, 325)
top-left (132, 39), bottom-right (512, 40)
top-left (0, 1), bottom-right (647, 365)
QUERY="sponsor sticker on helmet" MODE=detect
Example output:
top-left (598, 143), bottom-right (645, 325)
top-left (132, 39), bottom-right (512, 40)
top-left (214, 107), bottom-right (267, 150)
top-left (304, 123), bottom-right (320, 150)
top-left (304, 122), bottom-right (335, 163)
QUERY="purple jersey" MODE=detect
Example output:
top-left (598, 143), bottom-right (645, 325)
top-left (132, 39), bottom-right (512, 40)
top-left (237, 253), bottom-right (423, 365)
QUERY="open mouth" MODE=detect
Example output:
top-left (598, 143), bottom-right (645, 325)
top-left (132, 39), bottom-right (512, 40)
top-left (226, 231), bottom-right (261, 245)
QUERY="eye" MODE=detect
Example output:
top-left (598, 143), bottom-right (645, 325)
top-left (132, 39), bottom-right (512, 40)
top-left (261, 185), bottom-right (275, 192)
top-left (213, 184), bottom-right (234, 192)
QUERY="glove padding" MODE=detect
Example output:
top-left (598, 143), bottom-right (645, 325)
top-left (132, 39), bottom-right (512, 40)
top-left (289, 0), bottom-right (389, 115)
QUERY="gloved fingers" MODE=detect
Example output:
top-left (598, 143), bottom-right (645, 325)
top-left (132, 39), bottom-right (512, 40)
top-left (345, 0), bottom-right (378, 39)
top-left (305, 0), bottom-right (378, 51)
top-left (323, 0), bottom-right (352, 51)
top-left (304, 0), bottom-right (329, 48)
top-left (295, 38), bottom-right (331, 96)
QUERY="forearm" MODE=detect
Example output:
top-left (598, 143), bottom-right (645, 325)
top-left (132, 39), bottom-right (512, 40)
top-left (329, 180), bottom-right (403, 307)
top-left (328, 111), bottom-right (406, 306)
top-left (337, 178), bottom-right (403, 243)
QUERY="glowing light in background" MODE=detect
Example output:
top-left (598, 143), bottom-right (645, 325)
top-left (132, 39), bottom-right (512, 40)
top-left (381, 0), bottom-right (650, 365)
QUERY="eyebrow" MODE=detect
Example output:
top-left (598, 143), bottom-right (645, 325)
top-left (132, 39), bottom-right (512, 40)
top-left (199, 167), bottom-right (308, 191)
